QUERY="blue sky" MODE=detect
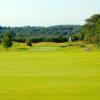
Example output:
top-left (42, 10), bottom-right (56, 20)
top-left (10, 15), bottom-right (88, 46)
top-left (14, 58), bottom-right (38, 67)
top-left (0, 0), bottom-right (100, 26)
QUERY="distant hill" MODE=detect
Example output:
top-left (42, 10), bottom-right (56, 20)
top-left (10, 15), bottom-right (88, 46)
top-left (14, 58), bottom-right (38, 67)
top-left (0, 25), bottom-right (81, 42)
top-left (0, 25), bottom-right (81, 36)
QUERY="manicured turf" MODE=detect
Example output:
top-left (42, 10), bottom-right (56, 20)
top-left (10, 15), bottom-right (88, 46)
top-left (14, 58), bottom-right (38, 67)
top-left (0, 43), bottom-right (100, 100)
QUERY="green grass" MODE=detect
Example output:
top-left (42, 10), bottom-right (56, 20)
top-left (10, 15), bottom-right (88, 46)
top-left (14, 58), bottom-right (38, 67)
top-left (0, 42), bottom-right (100, 100)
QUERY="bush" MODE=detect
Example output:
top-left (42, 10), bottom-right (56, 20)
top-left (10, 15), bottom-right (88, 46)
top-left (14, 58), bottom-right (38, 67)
top-left (26, 38), bottom-right (32, 47)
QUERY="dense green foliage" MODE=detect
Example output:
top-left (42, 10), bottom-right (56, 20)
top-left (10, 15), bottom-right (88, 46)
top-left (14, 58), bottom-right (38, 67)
top-left (82, 14), bottom-right (100, 46)
top-left (0, 25), bottom-right (81, 43)
top-left (2, 31), bottom-right (13, 49)
top-left (26, 38), bottom-right (32, 47)
top-left (0, 14), bottom-right (100, 45)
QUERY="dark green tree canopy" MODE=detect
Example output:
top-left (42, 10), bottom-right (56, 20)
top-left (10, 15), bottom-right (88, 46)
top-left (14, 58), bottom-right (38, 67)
top-left (0, 25), bottom-right (81, 43)
top-left (2, 31), bottom-right (13, 49)
top-left (82, 14), bottom-right (100, 45)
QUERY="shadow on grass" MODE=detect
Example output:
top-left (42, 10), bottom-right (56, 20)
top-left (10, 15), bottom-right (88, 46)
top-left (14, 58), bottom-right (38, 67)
top-left (17, 48), bottom-right (28, 51)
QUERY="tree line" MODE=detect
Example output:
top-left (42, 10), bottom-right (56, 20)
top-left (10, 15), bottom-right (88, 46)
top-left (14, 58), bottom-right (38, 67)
top-left (0, 14), bottom-right (100, 49)
top-left (0, 25), bottom-right (81, 43)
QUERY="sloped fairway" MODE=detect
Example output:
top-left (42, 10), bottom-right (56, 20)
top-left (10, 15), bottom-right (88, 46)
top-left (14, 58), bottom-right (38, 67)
top-left (0, 51), bottom-right (100, 100)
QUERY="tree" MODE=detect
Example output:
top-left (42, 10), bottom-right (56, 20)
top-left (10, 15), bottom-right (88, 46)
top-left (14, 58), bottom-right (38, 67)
top-left (26, 38), bottom-right (32, 47)
top-left (2, 31), bottom-right (13, 50)
top-left (24, 33), bottom-right (32, 47)
top-left (82, 14), bottom-right (100, 46)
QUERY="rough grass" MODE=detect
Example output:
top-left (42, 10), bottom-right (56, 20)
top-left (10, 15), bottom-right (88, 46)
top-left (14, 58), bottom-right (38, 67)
top-left (0, 42), bottom-right (100, 100)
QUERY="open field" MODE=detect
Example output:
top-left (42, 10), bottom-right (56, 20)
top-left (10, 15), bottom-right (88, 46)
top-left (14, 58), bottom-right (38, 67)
top-left (0, 42), bottom-right (100, 100)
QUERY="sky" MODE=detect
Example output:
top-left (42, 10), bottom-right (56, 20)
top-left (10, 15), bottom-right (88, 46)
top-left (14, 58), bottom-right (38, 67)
top-left (0, 0), bottom-right (100, 26)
